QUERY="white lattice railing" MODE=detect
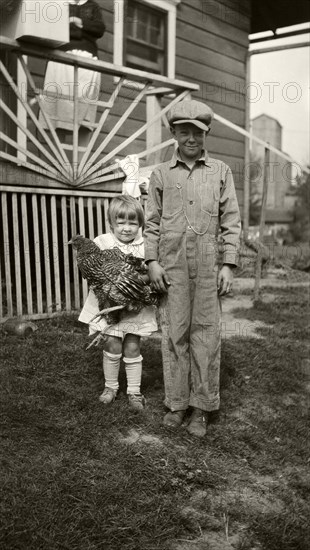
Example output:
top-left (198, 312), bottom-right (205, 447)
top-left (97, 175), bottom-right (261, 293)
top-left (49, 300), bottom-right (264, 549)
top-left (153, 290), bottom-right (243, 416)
top-left (0, 185), bottom-right (150, 320)
top-left (0, 35), bottom-right (199, 188)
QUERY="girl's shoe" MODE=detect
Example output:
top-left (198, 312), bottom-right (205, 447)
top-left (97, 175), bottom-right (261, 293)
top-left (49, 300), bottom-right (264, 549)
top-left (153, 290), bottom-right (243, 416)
top-left (99, 387), bottom-right (117, 404)
top-left (128, 393), bottom-right (146, 411)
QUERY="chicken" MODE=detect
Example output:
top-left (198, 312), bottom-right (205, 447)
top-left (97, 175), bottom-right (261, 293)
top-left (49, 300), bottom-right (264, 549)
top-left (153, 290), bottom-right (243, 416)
top-left (69, 235), bottom-right (159, 325)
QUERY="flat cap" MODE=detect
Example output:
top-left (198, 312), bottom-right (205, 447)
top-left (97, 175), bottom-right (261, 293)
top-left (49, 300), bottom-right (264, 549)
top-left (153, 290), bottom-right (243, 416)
top-left (168, 99), bottom-right (214, 131)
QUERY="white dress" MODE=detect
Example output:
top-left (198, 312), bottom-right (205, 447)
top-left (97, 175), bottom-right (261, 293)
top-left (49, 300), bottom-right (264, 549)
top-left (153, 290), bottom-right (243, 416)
top-left (78, 233), bottom-right (158, 338)
top-left (39, 0), bottom-right (101, 131)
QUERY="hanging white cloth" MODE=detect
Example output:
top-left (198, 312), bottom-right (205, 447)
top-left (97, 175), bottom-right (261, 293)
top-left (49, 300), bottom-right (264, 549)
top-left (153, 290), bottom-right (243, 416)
top-left (117, 155), bottom-right (149, 198)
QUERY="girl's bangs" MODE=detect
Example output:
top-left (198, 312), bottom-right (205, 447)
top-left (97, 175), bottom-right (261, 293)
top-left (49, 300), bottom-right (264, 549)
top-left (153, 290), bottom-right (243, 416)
top-left (115, 204), bottom-right (138, 221)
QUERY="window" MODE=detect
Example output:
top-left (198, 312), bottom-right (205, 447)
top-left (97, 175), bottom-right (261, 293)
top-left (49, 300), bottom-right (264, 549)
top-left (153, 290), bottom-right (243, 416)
top-left (114, 0), bottom-right (181, 78)
top-left (125, 1), bottom-right (167, 74)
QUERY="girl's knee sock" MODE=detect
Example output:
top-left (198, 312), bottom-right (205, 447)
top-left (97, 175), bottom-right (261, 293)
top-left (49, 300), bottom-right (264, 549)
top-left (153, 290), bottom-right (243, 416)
top-left (123, 355), bottom-right (143, 395)
top-left (102, 350), bottom-right (122, 391)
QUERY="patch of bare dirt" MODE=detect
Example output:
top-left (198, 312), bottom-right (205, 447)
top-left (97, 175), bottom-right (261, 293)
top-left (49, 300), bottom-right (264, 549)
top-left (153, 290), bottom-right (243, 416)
top-left (221, 293), bottom-right (273, 340)
top-left (118, 428), bottom-right (163, 447)
top-left (221, 272), bottom-right (310, 340)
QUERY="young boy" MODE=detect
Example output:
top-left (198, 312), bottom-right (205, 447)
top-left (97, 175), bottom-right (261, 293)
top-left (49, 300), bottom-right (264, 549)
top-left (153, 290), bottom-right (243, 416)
top-left (144, 99), bottom-right (241, 437)
top-left (79, 195), bottom-right (158, 411)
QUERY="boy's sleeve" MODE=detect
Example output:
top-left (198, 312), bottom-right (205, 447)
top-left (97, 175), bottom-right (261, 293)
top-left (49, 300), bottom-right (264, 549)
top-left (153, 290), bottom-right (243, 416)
top-left (219, 166), bottom-right (241, 267)
top-left (143, 169), bottom-right (163, 262)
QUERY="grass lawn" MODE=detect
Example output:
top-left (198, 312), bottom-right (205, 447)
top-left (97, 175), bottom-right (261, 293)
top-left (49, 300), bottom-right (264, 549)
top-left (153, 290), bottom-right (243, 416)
top-left (0, 285), bottom-right (309, 550)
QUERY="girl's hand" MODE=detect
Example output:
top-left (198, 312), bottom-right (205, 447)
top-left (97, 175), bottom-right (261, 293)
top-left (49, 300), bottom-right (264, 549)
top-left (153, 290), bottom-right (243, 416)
top-left (148, 261), bottom-right (170, 293)
top-left (217, 265), bottom-right (234, 296)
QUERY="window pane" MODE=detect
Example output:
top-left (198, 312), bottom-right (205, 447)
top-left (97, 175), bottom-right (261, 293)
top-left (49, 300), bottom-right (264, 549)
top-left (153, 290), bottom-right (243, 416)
top-left (150, 25), bottom-right (162, 47)
top-left (127, 41), bottom-right (158, 63)
top-left (127, 4), bottom-right (134, 36)
top-left (136, 21), bottom-right (148, 41)
top-left (125, 1), bottom-right (167, 75)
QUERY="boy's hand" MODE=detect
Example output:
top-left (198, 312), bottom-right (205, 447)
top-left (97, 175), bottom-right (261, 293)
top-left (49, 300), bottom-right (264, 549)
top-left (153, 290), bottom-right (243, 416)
top-left (147, 261), bottom-right (170, 293)
top-left (217, 265), bottom-right (234, 296)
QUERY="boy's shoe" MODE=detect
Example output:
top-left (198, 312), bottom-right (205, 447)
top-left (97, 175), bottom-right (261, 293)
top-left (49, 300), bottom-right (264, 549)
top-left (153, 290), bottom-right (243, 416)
top-left (186, 408), bottom-right (207, 438)
top-left (163, 410), bottom-right (186, 428)
top-left (99, 387), bottom-right (117, 404)
top-left (128, 393), bottom-right (146, 411)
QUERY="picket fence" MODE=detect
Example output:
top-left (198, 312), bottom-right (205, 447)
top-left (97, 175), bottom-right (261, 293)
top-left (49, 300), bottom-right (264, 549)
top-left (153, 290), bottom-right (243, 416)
top-left (0, 185), bottom-right (147, 321)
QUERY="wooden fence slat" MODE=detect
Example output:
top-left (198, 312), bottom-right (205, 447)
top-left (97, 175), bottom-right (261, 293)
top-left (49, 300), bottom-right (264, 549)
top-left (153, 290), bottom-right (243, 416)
top-left (78, 196), bottom-right (85, 234)
top-left (1, 193), bottom-right (13, 316)
top-left (87, 198), bottom-right (95, 240)
top-left (51, 196), bottom-right (61, 311)
top-left (70, 197), bottom-right (80, 309)
top-left (32, 194), bottom-right (43, 314)
top-left (78, 197), bottom-right (88, 303)
top-left (21, 194), bottom-right (33, 315)
top-left (61, 197), bottom-right (71, 312)
top-left (103, 199), bottom-right (110, 233)
top-left (41, 195), bottom-right (53, 313)
top-left (12, 194), bottom-right (22, 316)
top-left (96, 199), bottom-right (103, 236)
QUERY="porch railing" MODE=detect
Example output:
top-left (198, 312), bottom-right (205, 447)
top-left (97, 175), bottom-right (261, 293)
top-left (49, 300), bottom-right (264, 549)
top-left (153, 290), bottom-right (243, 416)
top-left (0, 35), bottom-right (199, 189)
top-left (1, 185), bottom-right (141, 321)
top-left (0, 35), bottom-right (199, 321)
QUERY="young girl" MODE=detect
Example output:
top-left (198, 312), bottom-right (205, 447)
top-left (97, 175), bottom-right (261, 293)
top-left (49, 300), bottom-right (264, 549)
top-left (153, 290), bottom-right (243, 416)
top-left (79, 195), bottom-right (158, 411)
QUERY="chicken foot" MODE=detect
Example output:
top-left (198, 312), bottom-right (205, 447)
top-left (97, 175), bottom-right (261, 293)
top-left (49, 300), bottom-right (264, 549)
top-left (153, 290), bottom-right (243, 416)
top-left (89, 304), bottom-right (125, 323)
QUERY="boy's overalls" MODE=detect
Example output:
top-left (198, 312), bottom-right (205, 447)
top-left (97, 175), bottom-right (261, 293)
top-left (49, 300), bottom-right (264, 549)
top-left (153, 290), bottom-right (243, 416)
top-left (144, 151), bottom-right (241, 412)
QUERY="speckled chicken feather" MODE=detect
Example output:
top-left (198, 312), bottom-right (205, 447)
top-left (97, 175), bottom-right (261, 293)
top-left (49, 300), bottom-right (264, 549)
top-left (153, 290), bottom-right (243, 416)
top-left (70, 235), bottom-right (159, 324)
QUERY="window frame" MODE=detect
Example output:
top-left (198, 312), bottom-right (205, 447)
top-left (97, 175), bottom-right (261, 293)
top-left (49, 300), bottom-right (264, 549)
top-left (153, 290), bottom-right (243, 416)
top-left (113, 0), bottom-right (181, 78)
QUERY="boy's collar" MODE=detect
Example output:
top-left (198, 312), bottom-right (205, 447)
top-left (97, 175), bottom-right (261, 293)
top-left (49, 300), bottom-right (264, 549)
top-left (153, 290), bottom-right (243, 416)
top-left (169, 149), bottom-right (211, 168)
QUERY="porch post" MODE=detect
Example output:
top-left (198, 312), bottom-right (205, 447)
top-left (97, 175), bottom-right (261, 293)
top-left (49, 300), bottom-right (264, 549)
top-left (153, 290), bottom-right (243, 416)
top-left (243, 51), bottom-right (251, 239)
top-left (254, 146), bottom-right (270, 301)
top-left (146, 95), bottom-right (162, 165)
